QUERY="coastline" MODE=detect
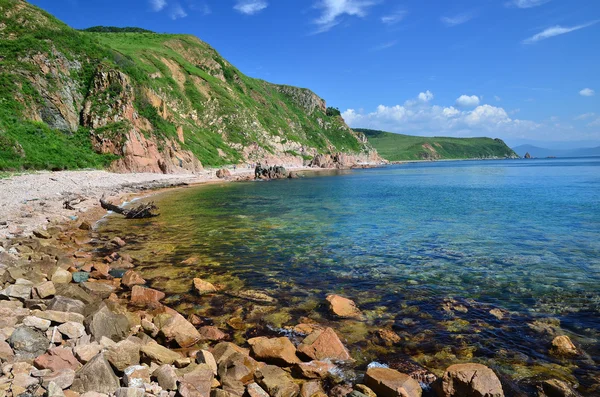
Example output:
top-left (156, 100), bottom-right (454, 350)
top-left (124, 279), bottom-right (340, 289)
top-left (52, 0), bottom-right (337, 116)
top-left (0, 165), bottom-right (583, 397)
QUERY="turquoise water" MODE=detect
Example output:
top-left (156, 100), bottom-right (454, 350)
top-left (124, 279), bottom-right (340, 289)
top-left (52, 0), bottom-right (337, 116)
top-left (98, 157), bottom-right (600, 393)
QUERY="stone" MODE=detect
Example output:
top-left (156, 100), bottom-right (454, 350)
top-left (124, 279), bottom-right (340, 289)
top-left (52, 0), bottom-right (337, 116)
top-left (248, 336), bottom-right (300, 366)
top-left (52, 269), bottom-right (73, 284)
top-left (440, 363), bottom-right (504, 397)
top-left (131, 286), bottom-right (165, 306)
top-left (153, 364), bottom-right (178, 391)
top-left (122, 270), bottom-right (146, 288)
top-left (141, 318), bottom-right (159, 337)
top-left (114, 388), bottom-right (145, 397)
top-left (80, 282), bottom-right (115, 299)
top-left (218, 351), bottom-right (259, 385)
top-left (364, 367), bottom-right (422, 397)
top-left (72, 272), bottom-right (90, 284)
top-left (52, 285), bottom-right (95, 306)
top-left (293, 360), bottom-right (335, 379)
top-left (326, 295), bottom-right (362, 319)
top-left (153, 308), bottom-right (201, 348)
top-left (551, 335), bottom-right (578, 356)
top-left (74, 343), bottom-right (101, 364)
top-left (32, 309), bottom-right (85, 324)
top-left (540, 379), bottom-right (581, 397)
top-left (216, 169), bottom-right (231, 179)
top-left (112, 237), bottom-right (127, 247)
top-left (354, 385), bottom-right (377, 397)
top-left (71, 353), bottom-right (120, 394)
top-left (247, 382), bottom-right (270, 397)
top-left (0, 340), bottom-right (14, 361)
top-left (34, 347), bottom-right (81, 372)
top-left (179, 364), bottom-right (214, 397)
top-left (196, 350), bottom-right (217, 375)
top-left (297, 328), bottom-right (352, 361)
top-left (48, 381), bottom-right (67, 397)
top-left (105, 338), bottom-right (142, 371)
top-left (193, 278), bottom-right (217, 295)
top-left (9, 326), bottom-right (50, 356)
top-left (11, 373), bottom-right (40, 395)
top-left (80, 393), bottom-right (107, 397)
top-left (63, 390), bottom-right (81, 397)
top-left (212, 342), bottom-right (248, 364)
top-left (349, 392), bottom-right (368, 397)
top-left (198, 326), bottom-right (226, 342)
top-left (22, 316), bottom-right (52, 331)
top-left (330, 385), bottom-right (353, 397)
top-left (256, 365), bottom-right (300, 397)
top-left (57, 322), bottom-right (86, 340)
top-left (3, 284), bottom-right (31, 300)
top-left (141, 342), bottom-right (182, 365)
top-left (124, 365), bottom-right (151, 388)
top-left (34, 281), bottom-right (56, 299)
top-left (300, 381), bottom-right (326, 397)
top-left (85, 304), bottom-right (129, 342)
top-left (175, 357), bottom-right (192, 368)
top-left (42, 369), bottom-right (76, 389)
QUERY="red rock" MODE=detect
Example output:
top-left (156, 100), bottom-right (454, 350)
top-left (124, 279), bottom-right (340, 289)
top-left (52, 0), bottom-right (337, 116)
top-left (34, 347), bottom-right (82, 372)
top-left (297, 328), bottom-right (352, 361)
top-left (153, 307), bottom-right (201, 347)
top-left (179, 364), bottom-right (214, 397)
top-left (131, 286), bottom-right (165, 306)
top-left (122, 270), bottom-right (146, 288)
top-left (294, 360), bottom-right (335, 379)
top-left (326, 294), bottom-right (362, 319)
top-left (441, 363), bottom-right (504, 397)
top-left (248, 336), bottom-right (300, 366)
top-left (193, 278), bottom-right (217, 295)
top-left (364, 367), bottom-right (422, 397)
top-left (198, 326), bottom-right (226, 341)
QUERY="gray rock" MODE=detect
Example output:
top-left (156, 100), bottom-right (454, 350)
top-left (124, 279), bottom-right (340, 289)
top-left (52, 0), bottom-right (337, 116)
top-left (9, 326), bottom-right (50, 356)
top-left (2, 284), bottom-right (32, 300)
top-left (153, 364), bottom-right (178, 391)
top-left (22, 316), bottom-right (51, 331)
top-left (85, 304), bottom-right (129, 342)
top-left (178, 364), bottom-right (213, 397)
top-left (47, 381), bottom-right (67, 397)
top-left (42, 368), bottom-right (76, 389)
top-left (105, 337), bottom-right (142, 371)
top-left (57, 321), bottom-right (86, 339)
top-left (114, 387), bottom-right (146, 397)
top-left (47, 296), bottom-right (86, 315)
top-left (71, 353), bottom-right (120, 394)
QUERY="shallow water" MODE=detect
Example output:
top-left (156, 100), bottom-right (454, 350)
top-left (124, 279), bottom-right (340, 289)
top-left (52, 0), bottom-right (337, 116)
top-left (97, 158), bottom-right (600, 393)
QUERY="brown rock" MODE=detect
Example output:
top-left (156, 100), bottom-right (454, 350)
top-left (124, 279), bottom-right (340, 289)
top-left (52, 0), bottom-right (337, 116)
top-left (106, 338), bottom-right (142, 371)
top-left (179, 364), bottom-right (214, 397)
top-left (57, 321), bottom-right (86, 339)
top-left (196, 349), bottom-right (218, 375)
top-left (354, 385), bottom-right (377, 397)
top-left (294, 360), bottom-right (335, 379)
top-left (297, 328), bottom-right (352, 361)
top-left (85, 304), bottom-right (130, 342)
top-left (374, 329), bottom-right (402, 346)
top-left (218, 351), bottom-right (259, 385)
top-left (71, 353), bottom-right (120, 394)
top-left (154, 308), bottom-right (202, 347)
top-left (153, 364), bottom-right (178, 391)
top-left (52, 268), bottom-right (73, 284)
top-left (326, 295), bottom-right (362, 319)
top-left (34, 281), bottom-right (56, 299)
top-left (300, 381), bottom-right (326, 397)
top-left (74, 343), bottom-right (102, 364)
top-left (364, 367), bottom-right (422, 397)
top-left (247, 382), bottom-right (270, 397)
top-left (0, 340), bottom-right (14, 361)
top-left (140, 342), bottom-right (182, 365)
top-left (248, 336), bottom-right (301, 366)
top-left (440, 363), bottom-right (504, 397)
top-left (198, 326), bottom-right (226, 341)
top-left (551, 335), bottom-right (578, 356)
top-left (42, 368), bottom-right (76, 390)
top-left (212, 342), bottom-right (249, 364)
top-left (122, 270), bottom-right (146, 288)
top-left (256, 364), bottom-right (300, 397)
top-left (81, 282), bottom-right (116, 299)
top-left (112, 237), bottom-right (127, 247)
top-left (216, 169), bottom-right (232, 179)
top-left (540, 379), bottom-right (581, 397)
top-left (32, 309), bottom-right (85, 324)
top-left (131, 286), bottom-right (165, 306)
top-left (34, 347), bottom-right (82, 372)
top-left (193, 278), bottom-right (217, 295)
top-left (11, 373), bottom-right (40, 395)
top-left (123, 365), bottom-right (150, 388)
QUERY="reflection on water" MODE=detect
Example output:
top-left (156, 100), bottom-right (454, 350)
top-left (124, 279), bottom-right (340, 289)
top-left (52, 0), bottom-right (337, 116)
top-left (97, 158), bottom-right (600, 393)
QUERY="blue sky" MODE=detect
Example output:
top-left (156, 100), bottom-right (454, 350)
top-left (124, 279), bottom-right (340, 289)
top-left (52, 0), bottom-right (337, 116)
top-left (30, 0), bottom-right (600, 147)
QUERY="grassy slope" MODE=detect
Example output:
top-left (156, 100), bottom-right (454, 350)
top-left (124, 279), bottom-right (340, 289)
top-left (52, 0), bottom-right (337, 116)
top-left (0, 0), bottom-right (366, 171)
top-left (357, 129), bottom-right (518, 161)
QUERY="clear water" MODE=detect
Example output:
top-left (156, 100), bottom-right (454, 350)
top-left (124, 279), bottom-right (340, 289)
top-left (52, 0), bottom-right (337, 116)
top-left (97, 158), bottom-right (600, 393)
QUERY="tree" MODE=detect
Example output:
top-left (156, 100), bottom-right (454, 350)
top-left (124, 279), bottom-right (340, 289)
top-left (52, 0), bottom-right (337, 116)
top-left (326, 107), bottom-right (341, 117)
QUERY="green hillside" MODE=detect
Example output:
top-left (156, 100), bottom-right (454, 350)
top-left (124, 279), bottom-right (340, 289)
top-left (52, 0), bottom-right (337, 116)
top-left (356, 129), bottom-right (518, 161)
top-left (0, 0), bottom-right (374, 172)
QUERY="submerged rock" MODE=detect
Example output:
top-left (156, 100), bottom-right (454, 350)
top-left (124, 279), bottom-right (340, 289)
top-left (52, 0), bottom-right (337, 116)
top-left (193, 278), bottom-right (217, 295)
top-left (153, 308), bottom-right (202, 347)
top-left (550, 335), bottom-right (578, 356)
top-left (326, 294), bottom-right (362, 319)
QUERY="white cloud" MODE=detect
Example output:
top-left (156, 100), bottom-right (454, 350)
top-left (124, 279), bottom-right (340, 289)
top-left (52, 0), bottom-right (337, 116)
top-left (150, 0), bottom-right (167, 11)
top-left (575, 112), bottom-right (596, 120)
top-left (441, 13), bottom-right (473, 27)
top-left (523, 20), bottom-right (599, 44)
top-left (170, 3), bottom-right (187, 19)
top-left (234, 0), bottom-right (268, 15)
top-left (588, 118), bottom-right (600, 127)
top-left (579, 88), bottom-right (595, 97)
top-left (494, 95), bottom-right (501, 101)
top-left (313, 0), bottom-right (377, 33)
top-left (381, 10), bottom-right (407, 25)
top-left (456, 95), bottom-right (480, 108)
top-left (506, 0), bottom-right (550, 9)
top-left (418, 90), bottom-right (434, 102)
top-left (372, 41), bottom-right (398, 51)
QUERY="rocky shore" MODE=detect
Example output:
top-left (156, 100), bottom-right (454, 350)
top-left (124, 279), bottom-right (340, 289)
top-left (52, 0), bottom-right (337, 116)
top-left (0, 170), bottom-right (584, 397)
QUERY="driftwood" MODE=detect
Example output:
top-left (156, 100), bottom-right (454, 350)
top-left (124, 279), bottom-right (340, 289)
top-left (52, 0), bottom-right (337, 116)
top-left (100, 198), bottom-right (159, 219)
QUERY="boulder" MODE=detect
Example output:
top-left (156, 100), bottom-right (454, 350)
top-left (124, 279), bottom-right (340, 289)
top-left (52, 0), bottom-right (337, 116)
top-left (297, 327), bottom-right (352, 361)
top-left (294, 360), bottom-right (335, 379)
top-left (0, 340), bottom-right (15, 361)
top-left (440, 363), bottom-right (504, 397)
top-left (193, 278), bottom-right (217, 295)
top-left (326, 294), bottom-right (362, 319)
top-left (2, 283), bottom-right (32, 300)
top-left (11, 373), bottom-right (40, 395)
top-left (71, 353), bottom-right (120, 394)
top-left (196, 349), bottom-right (218, 375)
top-left (198, 325), bottom-right (226, 341)
top-left (47, 381), bottom-right (67, 397)
top-left (153, 364), bottom-right (178, 390)
top-left (551, 336), bottom-right (578, 356)
top-left (178, 364), bottom-right (214, 397)
top-left (114, 388), bottom-right (145, 397)
top-left (216, 169), bottom-right (232, 179)
top-left (81, 282), bottom-right (116, 299)
top-left (32, 309), bottom-right (85, 324)
top-left (104, 337), bottom-right (142, 370)
top-left (47, 296), bottom-right (86, 314)
top-left (248, 336), bottom-right (301, 366)
top-left (131, 286), bottom-right (165, 306)
top-left (72, 272), bottom-right (90, 283)
top-left (9, 326), bottom-right (50, 356)
top-left (540, 379), bottom-right (581, 397)
top-left (364, 367), bottom-right (422, 397)
top-left (58, 321), bottom-right (86, 339)
top-left (34, 281), bottom-right (56, 299)
top-left (123, 365), bottom-right (150, 388)
top-left (247, 382), bottom-right (270, 397)
top-left (42, 368), bottom-right (76, 389)
top-left (122, 270), bottom-right (146, 288)
top-left (218, 351), bottom-right (259, 385)
top-left (256, 364), bottom-right (300, 397)
top-left (140, 342), bottom-right (182, 365)
top-left (212, 342), bottom-right (249, 364)
top-left (300, 381), bottom-right (326, 397)
top-left (154, 308), bottom-right (202, 347)
top-left (22, 316), bottom-right (52, 331)
top-left (34, 347), bottom-right (81, 372)
top-left (52, 268), bottom-right (73, 284)
top-left (85, 304), bottom-right (130, 342)
top-left (74, 343), bottom-right (102, 364)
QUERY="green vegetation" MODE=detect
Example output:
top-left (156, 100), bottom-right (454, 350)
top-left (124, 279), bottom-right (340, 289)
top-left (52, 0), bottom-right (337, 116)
top-left (357, 128), bottom-right (518, 161)
top-left (0, 0), bottom-right (371, 171)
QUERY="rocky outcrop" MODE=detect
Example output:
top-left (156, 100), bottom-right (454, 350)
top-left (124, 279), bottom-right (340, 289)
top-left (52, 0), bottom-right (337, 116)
top-left (309, 152), bottom-right (380, 169)
top-left (274, 85), bottom-right (326, 115)
top-left (254, 165), bottom-right (289, 180)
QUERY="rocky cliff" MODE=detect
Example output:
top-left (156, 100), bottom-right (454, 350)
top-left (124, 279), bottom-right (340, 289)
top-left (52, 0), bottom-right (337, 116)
top-left (0, 0), bottom-right (378, 172)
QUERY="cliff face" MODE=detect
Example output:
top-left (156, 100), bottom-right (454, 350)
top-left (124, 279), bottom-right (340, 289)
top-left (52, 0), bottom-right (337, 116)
top-left (0, 0), bottom-right (378, 172)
